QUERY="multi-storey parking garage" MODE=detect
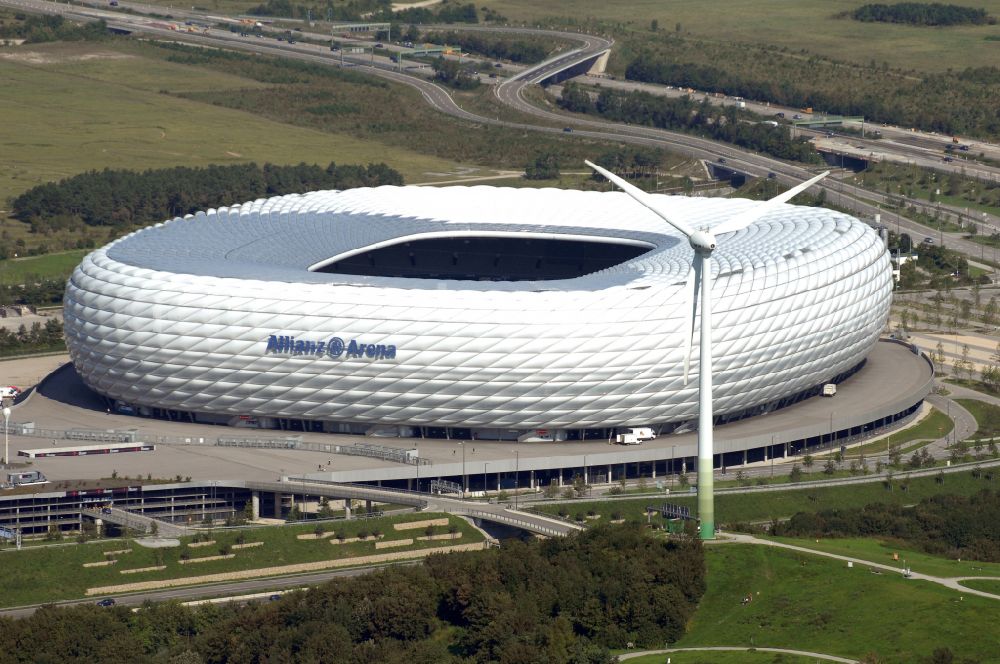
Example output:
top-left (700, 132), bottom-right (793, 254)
top-left (63, 184), bottom-right (892, 441)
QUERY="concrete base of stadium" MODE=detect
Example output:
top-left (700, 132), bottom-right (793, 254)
top-left (2, 339), bottom-right (933, 489)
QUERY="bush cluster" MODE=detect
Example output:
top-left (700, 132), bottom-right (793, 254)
top-left (558, 83), bottom-right (819, 163)
top-left (773, 489), bottom-right (1000, 561)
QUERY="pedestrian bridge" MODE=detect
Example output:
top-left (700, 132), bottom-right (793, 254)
top-left (239, 479), bottom-right (581, 538)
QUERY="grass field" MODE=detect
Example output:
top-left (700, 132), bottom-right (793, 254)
top-left (0, 249), bottom-right (88, 284)
top-left (533, 468), bottom-right (999, 525)
top-left (675, 544), bottom-right (998, 663)
top-left (0, 41), bottom-right (469, 205)
top-left (955, 399), bottom-right (1000, 439)
top-left (959, 578), bottom-right (1000, 593)
top-left (821, 407), bottom-right (953, 459)
top-left (768, 536), bottom-right (1000, 579)
top-left (489, 0), bottom-right (1000, 72)
top-left (0, 513), bottom-right (482, 607)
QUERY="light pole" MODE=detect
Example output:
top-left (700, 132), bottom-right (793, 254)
top-left (458, 441), bottom-right (466, 497)
top-left (484, 462), bottom-right (489, 495)
top-left (2, 407), bottom-right (9, 468)
top-left (513, 449), bottom-right (520, 510)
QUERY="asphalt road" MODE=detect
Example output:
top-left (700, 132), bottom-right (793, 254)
top-left (0, 562), bottom-right (407, 619)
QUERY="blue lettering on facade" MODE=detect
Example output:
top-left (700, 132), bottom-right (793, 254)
top-left (265, 334), bottom-right (396, 361)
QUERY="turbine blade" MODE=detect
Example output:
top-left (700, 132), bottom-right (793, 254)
top-left (713, 170), bottom-right (830, 235)
top-left (682, 264), bottom-right (697, 385)
top-left (585, 160), bottom-right (696, 238)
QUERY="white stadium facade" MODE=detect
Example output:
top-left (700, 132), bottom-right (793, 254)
top-left (63, 185), bottom-right (894, 442)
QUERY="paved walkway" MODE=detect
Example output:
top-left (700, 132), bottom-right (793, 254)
top-left (618, 646), bottom-right (855, 662)
top-left (717, 533), bottom-right (1000, 601)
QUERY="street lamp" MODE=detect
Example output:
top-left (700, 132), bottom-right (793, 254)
top-left (3, 406), bottom-right (10, 468)
top-left (458, 441), bottom-right (466, 497)
top-left (513, 449), bottom-right (520, 510)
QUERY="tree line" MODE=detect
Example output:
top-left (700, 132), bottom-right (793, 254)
top-left (11, 162), bottom-right (403, 230)
top-left (558, 83), bottom-right (820, 163)
top-left (248, 0), bottom-right (481, 24)
top-left (847, 2), bottom-right (996, 26)
top-left (420, 30), bottom-right (549, 63)
top-left (0, 319), bottom-right (63, 357)
top-left (622, 44), bottom-right (1000, 140)
top-left (773, 489), bottom-right (1000, 562)
top-left (0, 14), bottom-right (108, 42)
top-left (0, 524), bottom-right (705, 663)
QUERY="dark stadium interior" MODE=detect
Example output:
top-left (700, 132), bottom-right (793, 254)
top-left (316, 236), bottom-right (650, 281)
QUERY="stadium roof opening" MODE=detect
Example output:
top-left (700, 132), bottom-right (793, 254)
top-left (313, 235), bottom-right (652, 281)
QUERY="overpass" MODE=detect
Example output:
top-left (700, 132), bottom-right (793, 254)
top-left (82, 506), bottom-right (194, 537)
top-left (236, 479), bottom-right (582, 537)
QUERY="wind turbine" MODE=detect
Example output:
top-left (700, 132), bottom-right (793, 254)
top-left (586, 161), bottom-right (828, 539)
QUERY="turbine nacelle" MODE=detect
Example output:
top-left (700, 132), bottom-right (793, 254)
top-left (689, 230), bottom-right (716, 252)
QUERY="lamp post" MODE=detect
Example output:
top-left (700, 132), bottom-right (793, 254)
top-left (2, 407), bottom-right (9, 468)
top-left (484, 462), bottom-right (488, 495)
top-left (513, 449), bottom-right (520, 510)
top-left (458, 441), bottom-right (466, 497)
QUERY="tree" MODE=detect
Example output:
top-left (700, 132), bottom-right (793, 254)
top-left (823, 458), bottom-right (837, 475)
top-left (935, 341), bottom-right (948, 374)
top-left (544, 479), bottom-right (559, 499)
top-left (803, 454), bottom-right (814, 469)
top-left (524, 152), bottom-right (560, 180)
top-left (650, 18), bottom-right (658, 31)
top-left (789, 464), bottom-right (803, 483)
top-left (572, 473), bottom-right (591, 498)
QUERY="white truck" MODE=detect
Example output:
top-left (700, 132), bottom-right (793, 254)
top-left (822, 383), bottom-right (837, 397)
top-left (615, 427), bottom-right (655, 445)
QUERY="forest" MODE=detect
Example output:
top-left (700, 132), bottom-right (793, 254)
top-left (11, 162), bottom-right (403, 232)
top-left (848, 2), bottom-right (996, 26)
top-left (773, 489), bottom-right (1000, 562)
top-left (623, 46), bottom-right (1000, 139)
top-left (558, 83), bottom-right (820, 163)
top-left (0, 525), bottom-right (705, 663)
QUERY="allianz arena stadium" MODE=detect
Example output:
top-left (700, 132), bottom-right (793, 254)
top-left (63, 185), bottom-right (892, 440)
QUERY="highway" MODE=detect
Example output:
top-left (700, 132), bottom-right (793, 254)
top-left (0, 562), bottom-right (408, 619)
top-left (3, 0), bottom-right (998, 270)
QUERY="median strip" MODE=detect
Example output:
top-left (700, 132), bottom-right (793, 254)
top-left (86, 542), bottom-right (486, 596)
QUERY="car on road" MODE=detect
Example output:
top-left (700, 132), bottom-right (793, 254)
top-left (563, 127), bottom-right (573, 132)
top-left (767, 172), bottom-right (777, 179)
top-left (943, 156), bottom-right (954, 162)
top-left (775, 112), bottom-right (785, 118)
top-left (374, 43), bottom-right (384, 48)
top-left (923, 237), bottom-right (935, 244)
top-left (268, 594), bottom-right (282, 601)
top-left (494, 62), bottom-right (502, 68)
top-left (717, 157), bottom-right (727, 164)
top-left (792, 114), bottom-right (802, 119)
top-left (96, 598), bottom-right (116, 607)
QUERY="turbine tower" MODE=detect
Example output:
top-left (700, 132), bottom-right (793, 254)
top-left (587, 161), bottom-right (828, 539)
